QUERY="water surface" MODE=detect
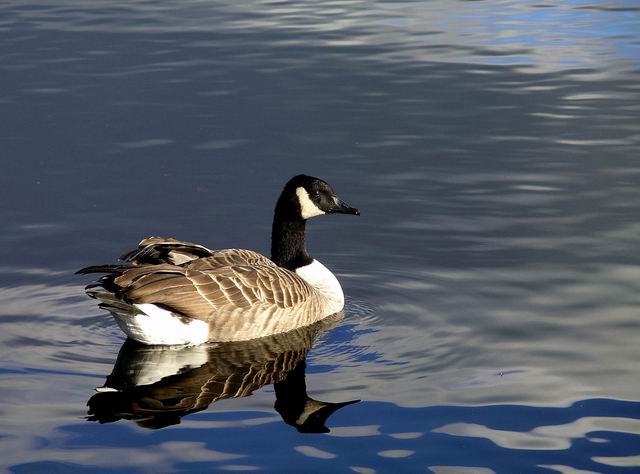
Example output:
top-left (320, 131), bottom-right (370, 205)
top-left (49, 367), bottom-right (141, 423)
top-left (1, 1), bottom-right (640, 472)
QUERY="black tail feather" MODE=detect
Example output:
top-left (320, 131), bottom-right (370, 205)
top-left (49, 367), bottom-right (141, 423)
top-left (76, 264), bottom-right (127, 275)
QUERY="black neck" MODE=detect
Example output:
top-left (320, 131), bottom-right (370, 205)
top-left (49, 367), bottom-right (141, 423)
top-left (271, 215), bottom-right (312, 270)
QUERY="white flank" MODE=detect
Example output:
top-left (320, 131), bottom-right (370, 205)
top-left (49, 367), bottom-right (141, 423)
top-left (296, 187), bottom-right (325, 219)
top-left (295, 259), bottom-right (344, 313)
top-left (112, 303), bottom-right (209, 346)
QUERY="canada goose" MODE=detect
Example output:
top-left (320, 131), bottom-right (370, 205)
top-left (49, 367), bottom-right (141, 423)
top-left (77, 175), bottom-right (359, 345)
top-left (87, 313), bottom-right (358, 432)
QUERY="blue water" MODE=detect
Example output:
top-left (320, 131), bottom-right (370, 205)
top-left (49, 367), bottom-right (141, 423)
top-left (2, 1), bottom-right (640, 472)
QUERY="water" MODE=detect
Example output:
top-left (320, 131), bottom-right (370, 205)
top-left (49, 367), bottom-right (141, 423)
top-left (2, 0), bottom-right (640, 472)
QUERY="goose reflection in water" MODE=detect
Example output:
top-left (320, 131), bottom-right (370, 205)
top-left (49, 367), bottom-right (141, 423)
top-left (87, 313), bottom-right (358, 432)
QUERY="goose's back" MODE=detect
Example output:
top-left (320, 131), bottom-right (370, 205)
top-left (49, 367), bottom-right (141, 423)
top-left (122, 237), bottom-right (275, 267)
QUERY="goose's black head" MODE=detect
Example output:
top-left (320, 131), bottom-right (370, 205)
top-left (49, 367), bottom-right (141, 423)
top-left (272, 175), bottom-right (358, 269)
top-left (275, 175), bottom-right (360, 221)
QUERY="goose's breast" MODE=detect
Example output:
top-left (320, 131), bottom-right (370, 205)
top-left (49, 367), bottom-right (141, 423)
top-left (295, 260), bottom-right (344, 313)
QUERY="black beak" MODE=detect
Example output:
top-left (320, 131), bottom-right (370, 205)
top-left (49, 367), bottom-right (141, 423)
top-left (328, 198), bottom-right (360, 216)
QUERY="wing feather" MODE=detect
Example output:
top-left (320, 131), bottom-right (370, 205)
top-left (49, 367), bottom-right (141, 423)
top-left (119, 238), bottom-right (275, 267)
top-left (121, 237), bottom-right (215, 265)
top-left (112, 260), bottom-right (315, 321)
top-left (189, 250), bottom-right (276, 269)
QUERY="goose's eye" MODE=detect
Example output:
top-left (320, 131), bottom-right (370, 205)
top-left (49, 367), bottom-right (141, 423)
top-left (312, 190), bottom-right (320, 198)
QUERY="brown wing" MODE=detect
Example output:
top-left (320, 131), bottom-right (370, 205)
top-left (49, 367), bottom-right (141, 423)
top-left (114, 262), bottom-right (315, 320)
top-left (192, 249), bottom-right (277, 269)
top-left (121, 237), bottom-right (276, 268)
top-left (121, 237), bottom-right (215, 265)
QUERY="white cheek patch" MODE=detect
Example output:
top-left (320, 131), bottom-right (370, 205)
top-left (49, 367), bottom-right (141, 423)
top-left (296, 187), bottom-right (325, 219)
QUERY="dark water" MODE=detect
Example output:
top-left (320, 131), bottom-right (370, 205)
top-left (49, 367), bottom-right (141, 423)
top-left (2, 0), bottom-right (640, 472)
